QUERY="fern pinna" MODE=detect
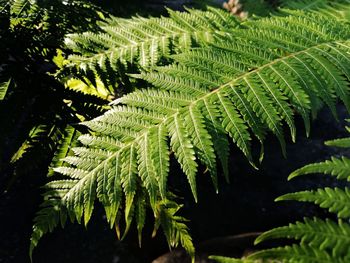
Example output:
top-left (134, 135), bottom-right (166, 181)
top-left (31, 7), bottom-right (350, 260)
top-left (211, 126), bottom-right (350, 263)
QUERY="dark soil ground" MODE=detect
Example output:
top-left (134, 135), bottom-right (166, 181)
top-left (1, 105), bottom-right (349, 263)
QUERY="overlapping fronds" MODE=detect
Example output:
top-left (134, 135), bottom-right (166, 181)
top-left (60, 7), bottom-right (240, 88)
top-left (212, 127), bottom-right (350, 262)
top-left (32, 7), bottom-right (350, 260)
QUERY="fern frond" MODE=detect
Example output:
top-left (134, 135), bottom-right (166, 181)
top-left (325, 136), bottom-right (350, 148)
top-left (247, 244), bottom-right (347, 263)
top-left (289, 156), bottom-right (350, 181)
top-left (277, 187), bottom-right (350, 219)
top-left (32, 9), bottom-right (350, 257)
top-left (255, 218), bottom-right (350, 257)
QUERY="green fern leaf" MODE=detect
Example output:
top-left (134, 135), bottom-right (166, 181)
top-left (185, 103), bottom-right (218, 191)
top-left (11, 125), bottom-right (49, 164)
top-left (135, 189), bottom-right (147, 247)
top-left (255, 218), bottom-right (350, 257)
top-left (167, 113), bottom-right (198, 202)
top-left (120, 143), bottom-right (138, 236)
top-left (276, 187), bottom-right (350, 219)
top-left (289, 156), bottom-right (350, 181)
top-left (136, 132), bottom-right (159, 207)
top-left (215, 91), bottom-right (253, 165)
top-left (325, 137), bottom-right (350, 148)
top-left (0, 78), bottom-right (11, 100)
top-left (48, 126), bottom-right (80, 176)
top-left (201, 97), bottom-right (231, 181)
top-left (247, 244), bottom-right (347, 263)
top-left (149, 124), bottom-right (170, 200)
top-left (105, 152), bottom-right (123, 228)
